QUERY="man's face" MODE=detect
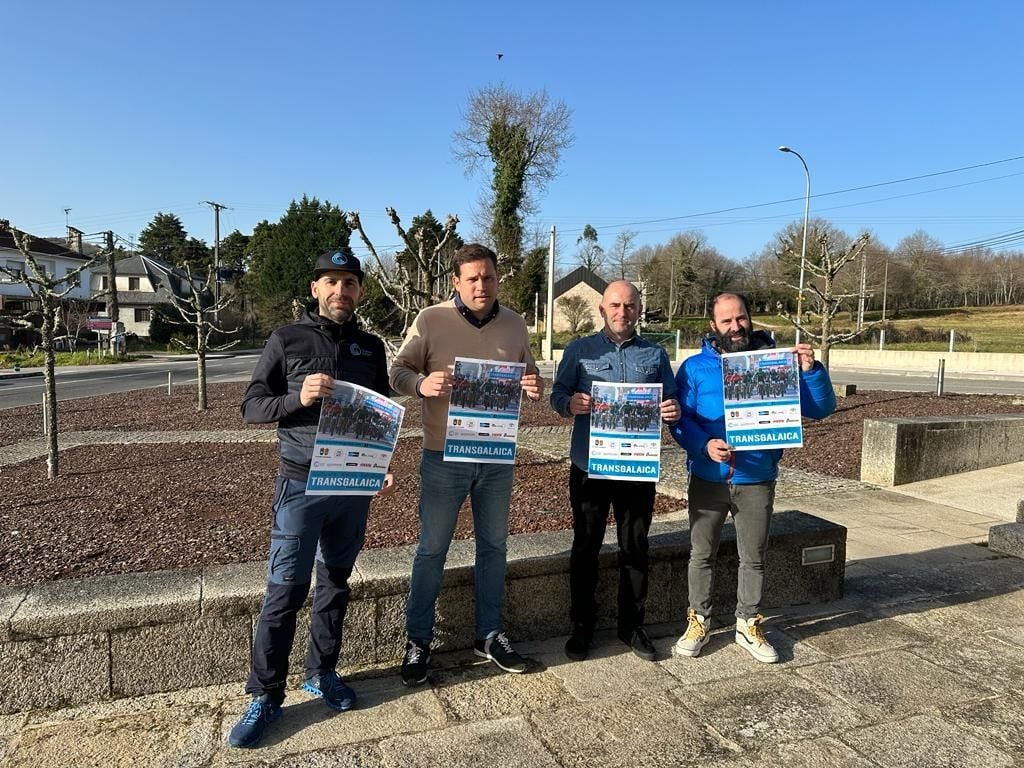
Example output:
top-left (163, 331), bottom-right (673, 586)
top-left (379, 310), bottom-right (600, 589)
top-left (311, 270), bottom-right (364, 323)
top-left (710, 296), bottom-right (752, 352)
top-left (452, 257), bottom-right (498, 317)
top-left (599, 281), bottom-right (640, 339)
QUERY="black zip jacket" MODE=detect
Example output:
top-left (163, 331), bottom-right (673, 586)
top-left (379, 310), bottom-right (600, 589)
top-left (242, 301), bottom-right (390, 480)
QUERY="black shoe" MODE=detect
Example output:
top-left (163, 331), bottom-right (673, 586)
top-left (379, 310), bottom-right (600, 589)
top-left (564, 624), bottom-right (591, 661)
top-left (627, 628), bottom-right (657, 662)
top-left (401, 639), bottom-right (431, 686)
top-left (474, 631), bottom-right (528, 673)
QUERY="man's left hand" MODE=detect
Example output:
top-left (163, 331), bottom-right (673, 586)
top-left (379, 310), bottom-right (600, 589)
top-left (660, 398), bottom-right (681, 423)
top-left (794, 343), bottom-right (817, 372)
top-left (521, 373), bottom-right (544, 401)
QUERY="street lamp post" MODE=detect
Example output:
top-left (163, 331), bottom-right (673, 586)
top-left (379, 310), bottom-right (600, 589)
top-left (778, 146), bottom-right (810, 344)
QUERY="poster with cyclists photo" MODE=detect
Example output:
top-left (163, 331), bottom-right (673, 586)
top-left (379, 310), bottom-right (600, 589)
top-left (721, 348), bottom-right (803, 451)
top-left (443, 357), bottom-right (526, 464)
top-left (305, 381), bottom-right (405, 495)
top-left (587, 382), bottom-right (663, 482)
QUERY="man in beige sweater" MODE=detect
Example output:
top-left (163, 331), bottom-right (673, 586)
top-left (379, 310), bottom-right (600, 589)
top-left (390, 243), bottom-right (543, 685)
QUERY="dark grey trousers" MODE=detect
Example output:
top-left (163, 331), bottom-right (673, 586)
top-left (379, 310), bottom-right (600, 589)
top-left (686, 475), bottom-right (775, 619)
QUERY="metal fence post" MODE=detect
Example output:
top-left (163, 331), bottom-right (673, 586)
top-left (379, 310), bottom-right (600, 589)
top-left (167, 371), bottom-right (173, 396)
top-left (936, 359), bottom-right (945, 396)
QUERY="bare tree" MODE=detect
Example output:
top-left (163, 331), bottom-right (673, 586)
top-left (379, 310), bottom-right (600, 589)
top-left (778, 232), bottom-right (872, 369)
top-left (348, 209), bottom-right (460, 350)
top-left (158, 263), bottom-right (238, 410)
top-left (557, 295), bottom-right (595, 336)
top-left (0, 220), bottom-right (103, 478)
top-left (609, 230), bottom-right (637, 280)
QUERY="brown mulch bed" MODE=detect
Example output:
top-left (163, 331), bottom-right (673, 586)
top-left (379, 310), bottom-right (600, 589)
top-left (3, 381), bottom-right (1022, 586)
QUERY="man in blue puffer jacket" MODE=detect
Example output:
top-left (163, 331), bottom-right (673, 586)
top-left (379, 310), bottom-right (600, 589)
top-left (670, 292), bottom-right (835, 663)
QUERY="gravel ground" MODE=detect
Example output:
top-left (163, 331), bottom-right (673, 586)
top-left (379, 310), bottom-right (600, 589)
top-left (3, 381), bottom-right (1022, 586)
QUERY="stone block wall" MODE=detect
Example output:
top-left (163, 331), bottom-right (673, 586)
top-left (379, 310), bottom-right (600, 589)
top-left (860, 415), bottom-right (1024, 486)
top-left (0, 511), bottom-right (845, 713)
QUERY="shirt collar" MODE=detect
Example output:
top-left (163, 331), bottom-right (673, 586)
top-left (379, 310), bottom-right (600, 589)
top-left (453, 293), bottom-right (500, 328)
top-left (601, 328), bottom-right (638, 349)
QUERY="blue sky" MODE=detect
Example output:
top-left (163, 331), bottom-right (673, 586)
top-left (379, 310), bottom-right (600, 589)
top-left (4, 1), bottom-right (1023, 268)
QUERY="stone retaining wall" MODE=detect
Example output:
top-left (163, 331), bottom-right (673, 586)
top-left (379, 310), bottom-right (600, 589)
top-left (0, 511), bottom-right (845, 714)
top-left (860, 414), bottom-right (1024, 486)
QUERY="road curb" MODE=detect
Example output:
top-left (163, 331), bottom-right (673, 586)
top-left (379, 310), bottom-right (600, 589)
top-left (0, 371), bottom-right (43, 381)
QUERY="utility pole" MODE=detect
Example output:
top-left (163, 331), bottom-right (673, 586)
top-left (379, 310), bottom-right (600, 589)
top-left (857, 248), bottom-right (868, 331)
top-left (545, 226), bottom-right (555, 361)
top-left (668, 248), bottom-right (676, 326)
top-left (105, 231), bottom-right (119, 355)
top-left (201, 201), bottom-right (227, 320)
top-left (881, 258), bottom-right (889, 322)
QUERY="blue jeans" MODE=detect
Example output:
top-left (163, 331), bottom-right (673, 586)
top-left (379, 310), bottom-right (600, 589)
top-left (406, 450), bottom-right (514, 644)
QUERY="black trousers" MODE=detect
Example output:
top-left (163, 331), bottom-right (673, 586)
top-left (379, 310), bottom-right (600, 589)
top-left (568, 463), bottom-right (655, 636)
top-left (245, 477), bottom-right (368, 703)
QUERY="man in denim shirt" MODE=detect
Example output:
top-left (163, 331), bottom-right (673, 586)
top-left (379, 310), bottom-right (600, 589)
top-left (551, 280), bottom-right (680, 662)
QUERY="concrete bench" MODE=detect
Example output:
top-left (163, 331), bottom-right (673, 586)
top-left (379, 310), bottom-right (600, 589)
top-left (860, 414), bottom-right (1024, 486)
top-left (989, 499), bottom-right (1024, 559)
top-left (0, 510), bottom-right (845, 714)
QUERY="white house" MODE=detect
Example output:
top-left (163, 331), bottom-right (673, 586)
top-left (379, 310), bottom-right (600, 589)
top-left (89, 253), bottom-right (204, 337)
top-left (0, 227), bottom-right (98, 347)
top-left (552, 267), bottom-right (608, 333)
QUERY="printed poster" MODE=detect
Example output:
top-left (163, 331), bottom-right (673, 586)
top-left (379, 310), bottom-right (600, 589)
top-left (721, 348), bottom-right (803, 451)
top-left (306, 381), bottom-right (405, 495)
top-left (587, 382), bottom-right (662, 482)
top-left (443, 357), bottom-right (525, 464)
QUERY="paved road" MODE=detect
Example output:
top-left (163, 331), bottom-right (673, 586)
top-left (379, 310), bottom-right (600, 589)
top-left (2, 356), bottom-right (1022, 409)
top-left (0, 354), bottom-right (260, 409)
top-left (828, 366), bottom-right (1024, 396)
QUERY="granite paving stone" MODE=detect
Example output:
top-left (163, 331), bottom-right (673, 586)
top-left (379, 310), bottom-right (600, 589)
top-left (840, 713), bottom-right (1014, 768)
top-left (782, 610), bottom-right (930, 658)
top-left (909, 632), bottom-right (1024, 693)
top-left (217, 676), bottom-right (448, 764)
top-left (430, 663), bottom-right (575, 721)
top-left (954, 588), bottom-right (1024, 627)
top-left (530, 689), bottom-right (742, 768)
top-left (795, 648), bottom-right (997, 719)
top-left (270, 742), bottom-right (388, 768)
top-left (379, 717), bottom-right (561, 768)
top-left (989, 625), bottom-right (1024, 651)
top-left (838, 565), bottom-right (933, 606)
top-left (675, 671), bottom-right (868, 749)
top-left (3, 706), bottom-right (218, 768)
top-left (752, 736), bottom-right (878, 768)
top-left (877, 597), bottom-right (997, 638)
top-left (941, 695), bottom-right (1024, 760)
top-left (536, 633), bottom-right (681, 699)
top-left (660, 627), bottom-right (831, 686)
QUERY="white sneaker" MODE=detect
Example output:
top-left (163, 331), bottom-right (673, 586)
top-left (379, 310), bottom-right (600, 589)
top-left (673, 609), bottom-right (710, 657)
top-left (735, 615), bottom-right (779, 663)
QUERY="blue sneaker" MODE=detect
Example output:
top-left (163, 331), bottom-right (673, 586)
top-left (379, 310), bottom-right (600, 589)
top-left (302, 670), bottom-right (357, 712)
top-left (228, 695), bottom-right (282, 748)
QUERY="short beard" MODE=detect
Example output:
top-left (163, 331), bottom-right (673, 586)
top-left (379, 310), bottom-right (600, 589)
top-left (713, 327), bottom-right (752, 353)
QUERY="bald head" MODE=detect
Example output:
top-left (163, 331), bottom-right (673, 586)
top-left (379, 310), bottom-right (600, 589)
top-left (600, 280), bottom-right (641, 342)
